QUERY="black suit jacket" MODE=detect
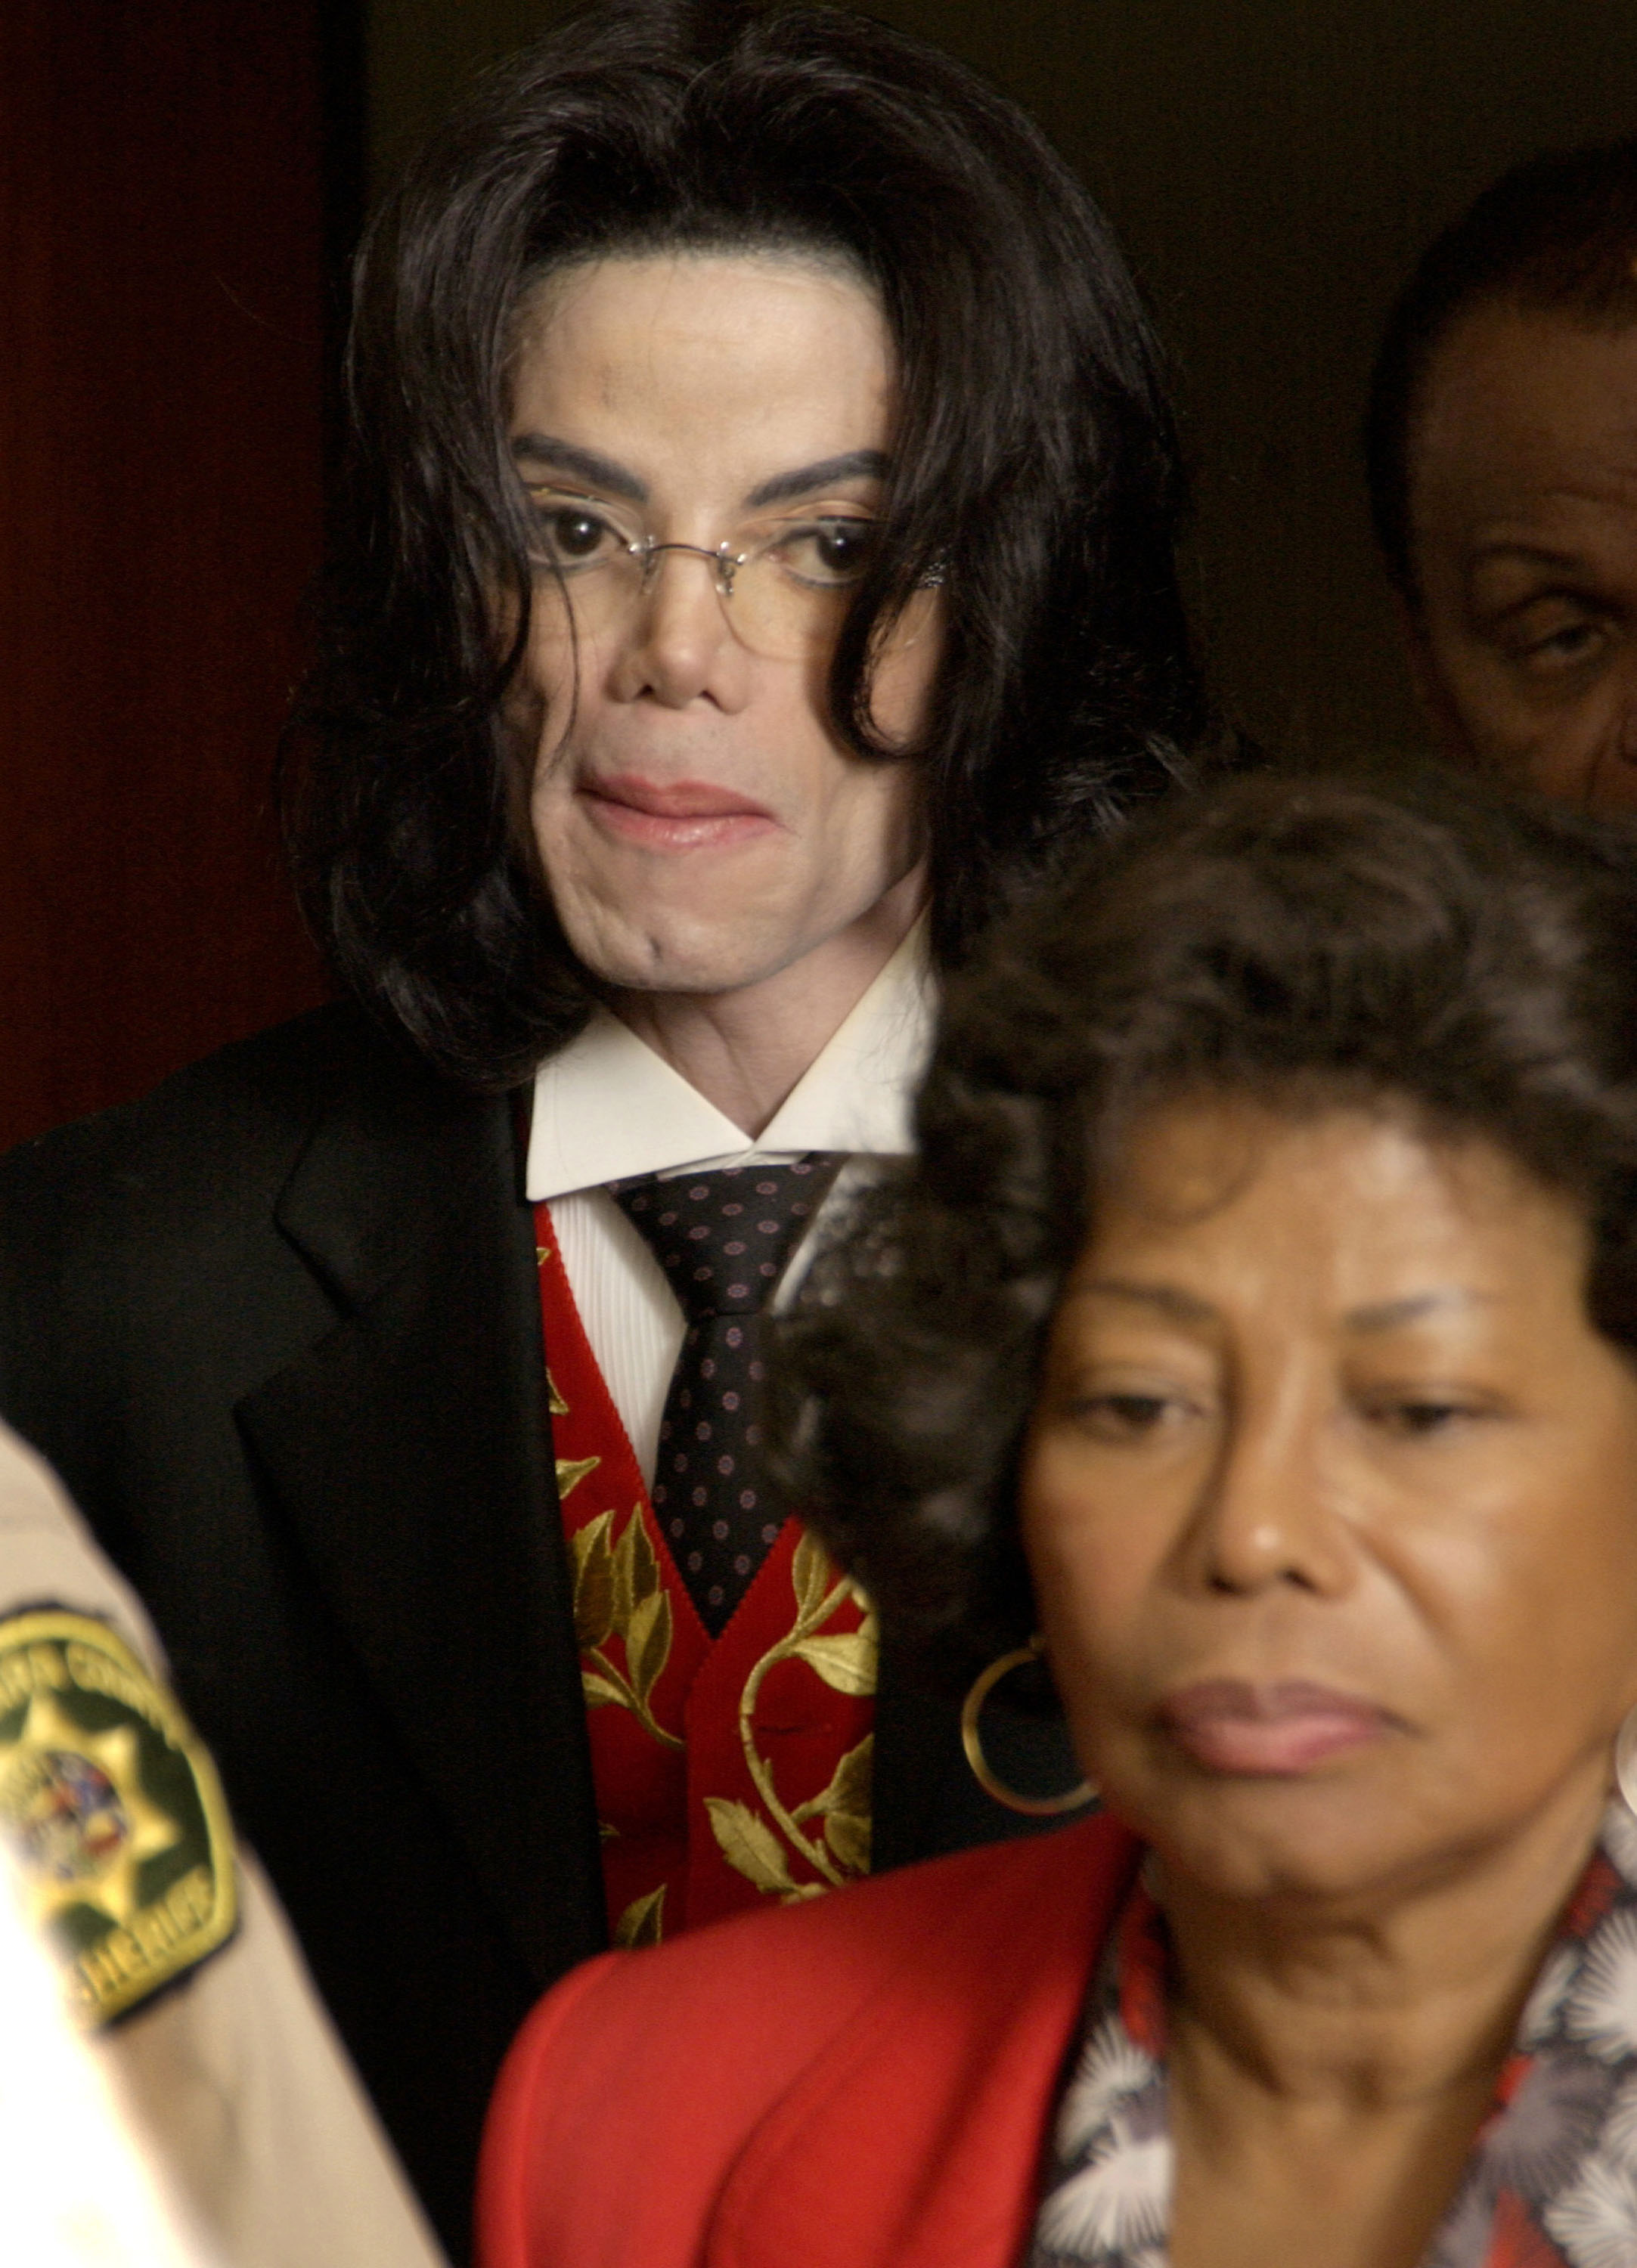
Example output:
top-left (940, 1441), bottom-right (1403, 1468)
top-left (0, 1005), bottom-right (1074, 2259)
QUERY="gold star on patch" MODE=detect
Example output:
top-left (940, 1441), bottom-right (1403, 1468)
top-left (0, 1613), bottom-right (237, 2026)
top-left (0, 1689), bottom-right (184, 1931)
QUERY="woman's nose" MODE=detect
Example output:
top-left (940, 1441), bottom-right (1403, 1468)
top-left (1187, 1387), bottom-right (1355, 1597)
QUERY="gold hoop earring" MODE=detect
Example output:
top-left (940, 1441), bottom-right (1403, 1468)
top-left (1617, 1706), bottom-right (1637, 1815)
top-left (960, 1634), bottom-right (1096, 1817)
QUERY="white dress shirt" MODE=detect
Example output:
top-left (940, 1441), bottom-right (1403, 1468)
top-left (526, 920), bottom-right (935, 1485)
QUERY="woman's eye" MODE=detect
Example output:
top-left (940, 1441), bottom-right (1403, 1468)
top-left (774, 519), bottom-right (877, 587)
top-left (1372, 1398), bottom-right (1475, 1438)
top-left (1072, 1393), bottom-right (1181, 1441)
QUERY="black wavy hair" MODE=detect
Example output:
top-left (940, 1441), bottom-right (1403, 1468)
top-left (772, 767), bottom-right (1637, 1687)
top-left (282, 0), bottom-right (1214, 1086)
top-left (1366, 137), bottom-right (1637, 603)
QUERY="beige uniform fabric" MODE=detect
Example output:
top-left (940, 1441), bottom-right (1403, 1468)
top-left (0, 1418), bottom-right (448, 2268)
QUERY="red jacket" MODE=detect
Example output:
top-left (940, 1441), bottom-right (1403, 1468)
top-left (478, 1814), bottom-right (1140, 2268)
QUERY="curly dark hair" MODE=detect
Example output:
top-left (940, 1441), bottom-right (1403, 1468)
top-left (281, 0), bottom-right (1214, 1087)
top-left (771, 767), bottom-right (1637, 1687)
top-left (1366, 136), bottom-right (1637, 604)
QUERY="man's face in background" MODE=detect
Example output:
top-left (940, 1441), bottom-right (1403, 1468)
top-left (1402, 302), bottom-right (1637, 812)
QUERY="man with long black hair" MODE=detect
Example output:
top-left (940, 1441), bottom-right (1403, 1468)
top-left (0, 2), bottom-right (1213, 2250)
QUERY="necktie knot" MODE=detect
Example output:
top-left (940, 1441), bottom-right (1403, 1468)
top-left (609, 1160), bottom-right (839, 1320)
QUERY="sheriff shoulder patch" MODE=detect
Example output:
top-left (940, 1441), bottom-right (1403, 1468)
top-left (0, 1610), bottom-right (237, 2026)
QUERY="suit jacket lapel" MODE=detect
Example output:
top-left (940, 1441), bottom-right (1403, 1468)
top-left (235, 1052), bottom-right (604, 1988)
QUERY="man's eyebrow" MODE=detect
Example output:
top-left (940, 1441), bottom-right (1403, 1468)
top-left (510, 434), bottom-right (648, 506)
top-left (1470, 539), bottom-right (1577, 563)
top-left (1064, 1281), bottom-right (1217, 1325)
top-left (744, 450), bottom-right (891, 510)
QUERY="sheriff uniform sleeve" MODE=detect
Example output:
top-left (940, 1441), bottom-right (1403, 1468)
top-left (0, 1418), bottom-right (448, 2268)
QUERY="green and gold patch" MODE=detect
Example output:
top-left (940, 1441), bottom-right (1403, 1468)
top-left (0, 1611), bottom-right (236, 2026)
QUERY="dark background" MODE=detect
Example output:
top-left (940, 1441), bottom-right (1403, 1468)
top-left (6, 1), bottom-right (1637, 1148)
top-left (2, 0), bottom-right (358, 1148)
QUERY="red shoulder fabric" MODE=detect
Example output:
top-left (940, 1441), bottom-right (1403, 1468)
top-left (478, 1813), bottom-right (1140, 2268)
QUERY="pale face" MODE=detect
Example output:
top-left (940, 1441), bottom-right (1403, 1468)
top-left (1020, 1098), bottom-right (1637, 1907)
top-left (1406, 304), bottom-right (1637, 810)
top-left (505, 253), bottom-right (935, 1002)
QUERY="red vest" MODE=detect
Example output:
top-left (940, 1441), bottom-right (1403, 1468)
top-left (535, 1201), bottom-right (875, 1944)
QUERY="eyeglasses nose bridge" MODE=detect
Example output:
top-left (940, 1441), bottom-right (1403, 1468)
top-left (634, 538), bottom-right (744, 601)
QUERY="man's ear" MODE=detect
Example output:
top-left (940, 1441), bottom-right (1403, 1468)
top-left (1392, 587), bottom-right (1474, 764)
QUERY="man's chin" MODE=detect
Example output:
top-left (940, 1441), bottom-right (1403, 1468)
top-left (566, 921), bottom-right (794, 1003)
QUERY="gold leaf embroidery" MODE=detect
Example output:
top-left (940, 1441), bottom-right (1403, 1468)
top-left (630, 1511), bottom-right (659, 1603)
top-left (705, 1799), bottom-right (798, 1895)
top-left (823, 1808), bottom-right (871, 1873)
top-left (627, 1588), bottom-right (672, 1709)
top-left (611, 1509), bottom-right (634, 1628)
top-left (545, 1366), bottom-right (569, 1415)
top-left (571, 1511), bottom-right (616, 1650)
top-left (794, 1734), bottom-right (873, 1826)
top-left (612, 1883), bottom-right (666, 1948)
top-left (725, 1528), bottom-right (879, 1901)
top-left (791, 1527), bottom-right (832, 1618)
top-left (575, 1507), bottom-right (683, 1752)
top-left (569, 1510), bottom-right (609, 1572)
top-left (794, 1734), bottom-right (874, 1875)
top-left (556, 1454), bottom-right (601, 1502)
top-left (793, 1629), bottom-right (877, 1696)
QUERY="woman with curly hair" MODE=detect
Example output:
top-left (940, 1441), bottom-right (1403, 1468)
top-left (482, 768), bottom-right (1637, 2268)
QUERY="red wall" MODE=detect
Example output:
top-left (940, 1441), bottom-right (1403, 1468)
top-left (0, 1), bottom-right (338, 1149)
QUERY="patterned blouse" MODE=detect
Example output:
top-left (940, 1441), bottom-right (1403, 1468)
top-left (1028, 1805), bottom-right (1637, 2268)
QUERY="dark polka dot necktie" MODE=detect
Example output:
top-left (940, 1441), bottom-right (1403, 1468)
top-left (607, 1157), bottom-right (845, 1635)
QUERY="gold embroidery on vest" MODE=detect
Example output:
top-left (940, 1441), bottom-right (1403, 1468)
top-left (570, 1506), bottom-right (683, 1752)
top-left (705, 1530), bottom-right (877, 1901)
top-left (612, 1882), bottom-right (666, 1948)
top-left (556, 1454), bottom-right (601, 1501)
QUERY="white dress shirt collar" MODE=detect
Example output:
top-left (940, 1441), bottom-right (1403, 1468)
top-left (526, 917), bottom-right (935, 1201)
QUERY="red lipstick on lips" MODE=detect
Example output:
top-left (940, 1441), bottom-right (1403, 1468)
top-left (579, 773), bottom-right (780, 851)
top-left (1161, 1680), bottom-right (1391, 1776)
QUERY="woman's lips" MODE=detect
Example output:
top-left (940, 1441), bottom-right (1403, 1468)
top-left (1161, 1679), bottom-right (1391, 1776)
top-left (579, 773), bottom-right (780, 851)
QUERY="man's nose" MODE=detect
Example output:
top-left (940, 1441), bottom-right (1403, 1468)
top-left (1579, 674), bottom-right (1637, 811)
top-left (1615, 680), bottom-right (1637, 766)
top-left (613, 547), bottom-right (748, 709)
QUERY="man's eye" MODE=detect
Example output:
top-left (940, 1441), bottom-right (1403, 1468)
top-left (773, 519), bottom-right (877, 587)
top-left (527, 497), bottom-right (623, 569)
top-left (1502, 610), bottom-right (1611, 674)
top-left (1528, 623), bottom-right (1604, 665)
top-left (544, 510), bottom-right (612, 560)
